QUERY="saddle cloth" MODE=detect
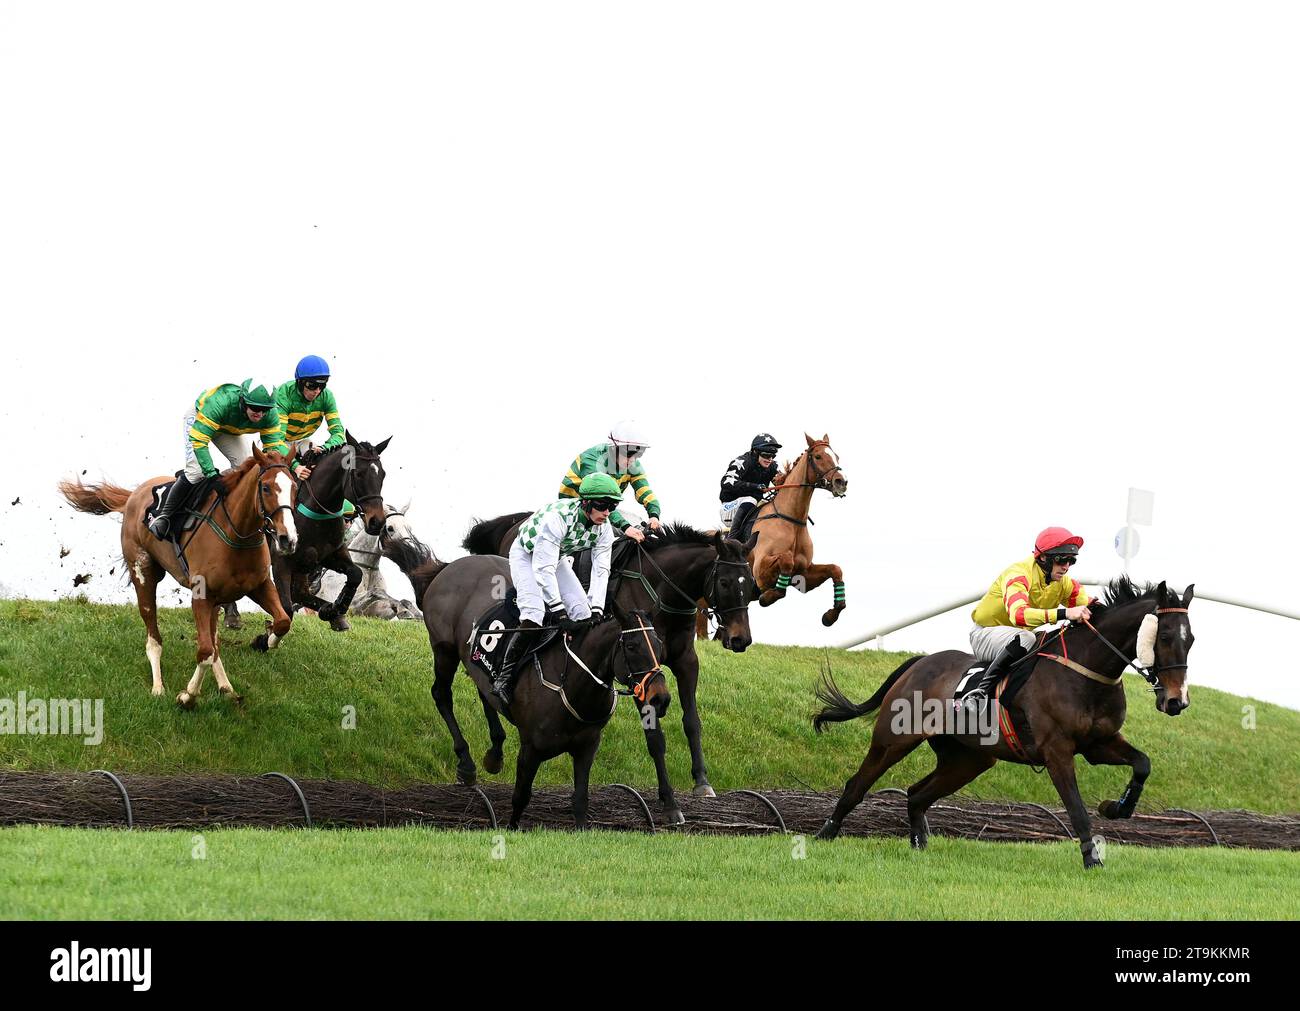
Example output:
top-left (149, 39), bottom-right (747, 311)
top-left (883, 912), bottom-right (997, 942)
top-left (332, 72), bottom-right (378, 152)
top-left (466, 590), bottom-right (560, 682)
top-left (142, 472), bottom-right (222, 537)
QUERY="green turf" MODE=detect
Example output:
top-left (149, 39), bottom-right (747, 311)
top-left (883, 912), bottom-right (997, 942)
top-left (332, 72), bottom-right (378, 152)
top-left (1, 598), bottom-right (1296, 813)
top-left (1, 825), bottom-right (1295, 920)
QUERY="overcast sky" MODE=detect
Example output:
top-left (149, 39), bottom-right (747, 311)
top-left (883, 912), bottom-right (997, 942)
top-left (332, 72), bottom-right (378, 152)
top-left (3, 2), bottom-right (1298, 710)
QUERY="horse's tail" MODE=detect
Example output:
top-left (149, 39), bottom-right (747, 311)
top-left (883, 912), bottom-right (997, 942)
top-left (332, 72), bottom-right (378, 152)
top-left (58, 477), bottom-right (132, 516)
top-left (812, 654), bottom-right (926, 733)
top-left (383, 535), bottom-right (447, 603)
top-left (462, 512), bottom-right (530, 556)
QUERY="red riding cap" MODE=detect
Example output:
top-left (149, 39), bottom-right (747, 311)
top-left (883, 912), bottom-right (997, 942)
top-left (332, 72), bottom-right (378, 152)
top-left (1034, 526), bottom-right (1085, 557)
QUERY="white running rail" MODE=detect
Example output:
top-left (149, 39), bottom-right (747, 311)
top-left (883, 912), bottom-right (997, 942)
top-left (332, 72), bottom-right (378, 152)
top-left (836, 576), bottom-right (1300, 650)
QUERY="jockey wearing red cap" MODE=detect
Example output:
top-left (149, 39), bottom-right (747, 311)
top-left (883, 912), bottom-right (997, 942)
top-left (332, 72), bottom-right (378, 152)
top-left (961, 527), bottom-right (1093, 710)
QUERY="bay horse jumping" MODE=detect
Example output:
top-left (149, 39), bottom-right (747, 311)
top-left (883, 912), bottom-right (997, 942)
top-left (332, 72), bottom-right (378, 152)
top-left (812, 577), bottom-right (1195, 869)
top-left (404, 552), bottom-right (671, 829)
top-left (697, 432), bottom-right (848, 639)
top-left (270, 432), bottom-right (390, 631)
top-left (58, 445), bottom-right (299, 707)
top-left (461, 517), bottom-right (756, 822)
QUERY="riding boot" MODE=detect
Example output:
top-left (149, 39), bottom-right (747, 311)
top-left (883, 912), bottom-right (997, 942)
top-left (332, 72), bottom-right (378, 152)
top-left (148, 474), bottom-right (194, 539)
top-left (961, 639), bottom-right (1028, 712)
top-left (729, 501), bottom-right (755, 541)
top-left (493, 619), bottom-right (541, 706)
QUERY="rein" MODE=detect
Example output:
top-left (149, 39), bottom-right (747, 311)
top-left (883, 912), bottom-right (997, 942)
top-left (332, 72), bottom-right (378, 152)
top-left (620, 541), bottom-right (749, 621)
top-left (752, 441), bottom-right (841, 528)
top-left (185, 463), bottom-right (295, 552)
top-left (1040, 607), bottom-right (1189, 687)
top-left (538, 618), bottom-right (664, 723)
top-left (296, 451), bottom-right (383, 522)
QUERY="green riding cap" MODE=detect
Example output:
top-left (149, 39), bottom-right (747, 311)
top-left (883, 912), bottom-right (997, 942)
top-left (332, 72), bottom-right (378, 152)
top-left (578, 473), bottom-right (622, 500)
top-left (239, 379), bottom-right (277, 410)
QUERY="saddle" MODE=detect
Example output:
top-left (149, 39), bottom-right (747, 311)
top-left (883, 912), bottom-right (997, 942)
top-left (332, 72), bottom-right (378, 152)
top-left (466, 590), bottom-right (561, 683)
top-left (570, 537), bottom-right (638, 599)
top-left (142, 472), bottom-right (223, 540)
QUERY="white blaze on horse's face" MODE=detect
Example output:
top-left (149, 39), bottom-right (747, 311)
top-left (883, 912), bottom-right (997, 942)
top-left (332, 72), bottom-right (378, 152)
top-left (274, 471), bottom-right (298, 552)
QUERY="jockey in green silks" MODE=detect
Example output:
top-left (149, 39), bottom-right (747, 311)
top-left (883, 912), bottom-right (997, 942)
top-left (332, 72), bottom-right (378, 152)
top-left (147, 380), bottom-right (285, 539)
top-left (275, 354), bottom-right (345, 480)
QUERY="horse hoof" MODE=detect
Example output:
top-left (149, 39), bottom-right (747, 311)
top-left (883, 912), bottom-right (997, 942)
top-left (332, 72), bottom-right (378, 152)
top-left (457, 770), bottom-right (478, 787)
top-left (1099, 800), bottom-right (1123, 819)
top-left (814, 820), bottom-right (839, 841)
top-left (251, 635), bottom-right (270, 653)
top-left (483, 750), bottom-right (503, 775)
top-left (329, 616), bottom-right (351, 632)
top-left (910, 832), bottom-right (928, 850)
top-left (692, 784), bottom-right (717, 799)
top-left (664, 808), bottom-right (686, 826)
top-left (821, 609), bottom-right (843, 627)
top-left (176, 692), bottom-right (196, 710)
top-left (220, 688), bottom-right (245, 706)
top-left (151, 686), bottom-right (164, 698)
top-left (224, 615), bottom-right (243, 631)
top-left (1084, 856), bottom-right (1105, 870)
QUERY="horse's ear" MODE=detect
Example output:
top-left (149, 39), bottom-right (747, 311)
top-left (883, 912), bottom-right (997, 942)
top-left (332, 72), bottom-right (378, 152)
top-left (1156, 580), bottom-right (1169, 604)
top-left (821, 432), bottom-right (829, 443)
top-left (252, 444), bottom-right (267, 464)
top-left (744, 531), bottom-right (760, 553)
top-left (345, 430), bottom-right (358, 448)
top-left (400, 498), bottom-right (411, 514)
top-left (1182, 583), bottom-right (1195, 607)
top-left (374, 436), bottom-right (392, 456)
top-left (805, 433), bottom-right (816, 448)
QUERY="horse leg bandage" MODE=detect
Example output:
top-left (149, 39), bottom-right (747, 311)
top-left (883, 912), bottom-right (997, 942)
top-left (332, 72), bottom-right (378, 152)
top-left (833, 580), bottom-right (846, 606)
top-left (775, 574), bottom-right (792, 592)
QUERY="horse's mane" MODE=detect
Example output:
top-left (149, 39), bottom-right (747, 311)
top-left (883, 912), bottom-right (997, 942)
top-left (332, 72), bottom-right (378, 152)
top-left (1087, 575), bottom-right (1160, 618)
top-left (217, 457), bottom-right (260, 494)
top-left (773, 454), bottom-right (801, 487)
top-left (640, 522), bottom-right (714, 551)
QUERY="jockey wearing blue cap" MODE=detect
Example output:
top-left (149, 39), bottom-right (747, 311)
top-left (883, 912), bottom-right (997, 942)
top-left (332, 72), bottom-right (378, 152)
top-left (274, 355), bottom-right (345, 479)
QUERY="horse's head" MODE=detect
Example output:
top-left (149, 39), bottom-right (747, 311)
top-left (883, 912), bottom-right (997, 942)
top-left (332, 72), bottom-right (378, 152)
top-left (1147, 581), bottom-right (1195, 716)
top-left (382, 499), bottom-right (414, 543)
top-left (805, 433), bottom-right (847, 498)
top-left (344, 431), bottom-right (392, 536)
top-left (252, 445), bottom-right (298, 556)
top-left (611, 605), bottom-right (671, 720)
top-left (709, 530), bottom-right (757, 652)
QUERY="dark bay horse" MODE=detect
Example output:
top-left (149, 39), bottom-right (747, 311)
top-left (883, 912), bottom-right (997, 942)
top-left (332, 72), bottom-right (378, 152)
top-left (464, 516), bottom-right (756, 822)
top-left (812, 578), bottom-right (1195, 869)
top-left (58, 446), bottom-right (299, 706)
top-left (404, 552), bottom-right (670, 829)
top-left (270, 432), bottom-right (390, 631)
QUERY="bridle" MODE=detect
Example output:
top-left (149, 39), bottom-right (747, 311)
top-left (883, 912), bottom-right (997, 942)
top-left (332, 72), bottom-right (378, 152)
top-left (348, 506), bottom-right (408, 572)
top-left (296, 448), bottom-right (385, 522)
top-left (1045, 606), bottom-right (1190, 688)
top-left (620, 541), bottom-right (752, 622)
top-left (753, 441), bottom-right (843, 528)
top-left (194, 462), bottom-right (296, 550)
top-left (542, 614), bottom-right (667, 723)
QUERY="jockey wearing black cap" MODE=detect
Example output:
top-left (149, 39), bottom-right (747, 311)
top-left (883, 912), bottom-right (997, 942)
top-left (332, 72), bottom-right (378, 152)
top-left (719, 433), bottom-right (781, 541)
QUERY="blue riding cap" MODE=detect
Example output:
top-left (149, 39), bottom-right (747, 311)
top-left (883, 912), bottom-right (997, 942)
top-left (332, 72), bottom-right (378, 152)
top-left (295, 354), bottom-right (331, 380)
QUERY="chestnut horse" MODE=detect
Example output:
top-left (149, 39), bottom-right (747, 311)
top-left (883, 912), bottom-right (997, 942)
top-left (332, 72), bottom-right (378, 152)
top-left (58, 445), bottom-right (298, 707)
top-left (696, 432), bottom-right (848, 638)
